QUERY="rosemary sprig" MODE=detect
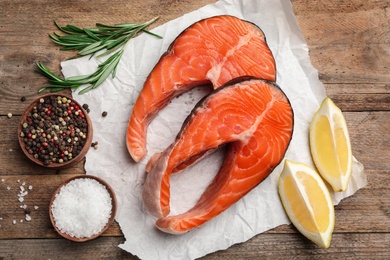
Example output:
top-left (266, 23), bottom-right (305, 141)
top-left (37, 17), bottom-right (162, 94)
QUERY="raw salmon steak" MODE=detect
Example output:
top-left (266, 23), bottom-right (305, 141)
top-left (142, 77), bottom-right (294, 234)
top-left (127, 15), bottom-right (276, 162)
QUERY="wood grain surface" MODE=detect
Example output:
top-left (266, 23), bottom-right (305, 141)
top-left (0, 0), bottom-right (389, 259)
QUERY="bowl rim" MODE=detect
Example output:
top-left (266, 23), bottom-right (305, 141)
top-left (18, 93), bottom-right (93, 169)
top-left (49, 174), bottom-right (117, 242)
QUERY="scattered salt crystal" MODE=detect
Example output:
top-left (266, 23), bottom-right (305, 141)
top-left (7, 186), bottom-right (10, 190)
top-left (17, 187), bottom-right (28, 202)
top-left (51, 178), bottom-right (113, 238)
top-left (34, 206), bottom-right (39, 210)
top-left (25, 214), bottom-right (31, 221)
top-left (18, 191), bottom-right (28, 199)
top-left (17, 180), bottom-right (20, 183)
top-left (12, 220), bottom-right (16, 225)
top-left (20, 219), bottom-right (24, 223)
top-left (19, 189), bottom-right (28, 196)
top-left (28, 185), bottom-right (33, 190)
top-left (22, 182), bottom-right (25, 186)
top-left (1, 178), bottom-right (4, 182)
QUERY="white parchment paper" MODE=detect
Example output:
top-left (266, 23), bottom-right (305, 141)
top-left (61, 0), bottom-right (367, 259)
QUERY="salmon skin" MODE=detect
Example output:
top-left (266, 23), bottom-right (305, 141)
top-left (142, 77), bottom-right (294, 234)
top-left (127, 15), bottom-right (276, 162)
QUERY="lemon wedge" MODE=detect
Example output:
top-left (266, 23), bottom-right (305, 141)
top-left (309, 97), bottom-right (352, 192)
top-left (278, 160), bottom-right (335, 248)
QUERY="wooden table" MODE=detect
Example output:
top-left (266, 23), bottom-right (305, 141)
top-left (1, 0), bottom-right (389, 259)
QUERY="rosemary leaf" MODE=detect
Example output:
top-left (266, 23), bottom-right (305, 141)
top-left (105, 36), bottom-right (127, 50)
top-left (142, 30), bottom-right (163, 39)
top-left (77, 85), bottom-right (95, 95)
top-left (96, 44), bottom-right (122, 58)
top-left (78, 41), bottom-right (108, 56)
top-left (58, 35), bottom-right (98, 43)
top-left (83, 28), bottom-right (101, 41)
top-left (38, 84), bottom-right (80, 93)
top-left (65, 74), bottom-right (92, 81)
top-left (60, 46), bottom-right (86, 51)
top-left (65, 24), bottom-right (84, 33)
top-left (36, 62), bottom-right (65, 82)
top-left (49, 36), bottom-right (91, 48)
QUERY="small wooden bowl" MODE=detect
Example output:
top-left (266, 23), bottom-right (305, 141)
top-left (18, 94), bottom-right (93, 169)
top-left (49, 175), bottom-right (117, 242)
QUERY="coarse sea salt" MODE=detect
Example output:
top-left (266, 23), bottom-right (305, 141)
top-left (51, 178), bottom-right (112, 238)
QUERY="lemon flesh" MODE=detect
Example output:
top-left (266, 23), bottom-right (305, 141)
top-left (310, 98), bottom-right (352, 191)
top-left (278, 160), bottom-right (335, 248)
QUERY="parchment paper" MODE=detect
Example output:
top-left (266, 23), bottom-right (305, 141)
top-left (61, 0), bottom-right (367, 259)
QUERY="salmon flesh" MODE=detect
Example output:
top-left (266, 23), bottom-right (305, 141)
top-left (127, 15), bottom-right (276, 162)
top-left (142, 78), bottom-right (294, 234)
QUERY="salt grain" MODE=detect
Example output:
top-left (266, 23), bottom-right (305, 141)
top-left (25, 214), bottom-right (31, 221)
top-left (51, 178), bottom-right (112, 238)
top-left (17, 186), bottom-right (28, 202)
top-left (12, 220), bottom-right (16, 225)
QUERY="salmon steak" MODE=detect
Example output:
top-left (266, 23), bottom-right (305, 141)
top-left (142, 77), bottom-right (294, 234)
top-left (127, 15), bottom-right (276, 162)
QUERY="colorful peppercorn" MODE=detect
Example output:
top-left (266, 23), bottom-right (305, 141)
top-left (20, 96), bottom-right (89, 165)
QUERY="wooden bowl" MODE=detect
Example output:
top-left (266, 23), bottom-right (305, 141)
top-left (49, 175), bottom-right (117, 242)
top-left (18, 94), bottom-right (93, 169)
